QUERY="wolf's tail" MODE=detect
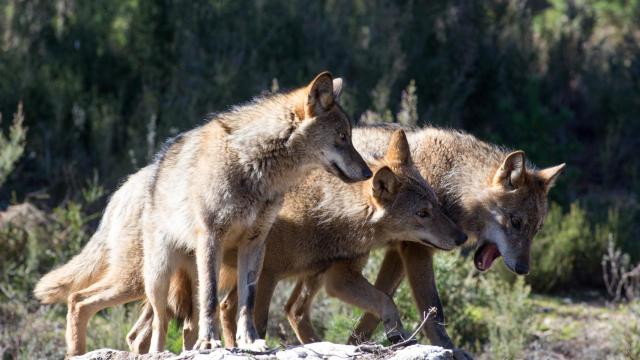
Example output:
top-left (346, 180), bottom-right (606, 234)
top-left (34, 232), bottom-right (108, 304)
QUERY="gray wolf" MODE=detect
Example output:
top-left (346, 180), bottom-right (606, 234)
top-left (126, 129), bottom-right (466, 351)
top-left (34, 72), bottom-right (371, 356)
top-left (347, 125), bottom-right (565, 346)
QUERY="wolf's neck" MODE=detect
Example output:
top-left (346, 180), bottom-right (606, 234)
top-left (314, 174), bottom-right (384, 247)
top-left (213, 95), bottom-right (314, 195)
top-left (409, 128), bottom-right (506, 228)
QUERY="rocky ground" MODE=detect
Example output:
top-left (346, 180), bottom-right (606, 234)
top-left (71, 343), bottom-right (453, 360)
top-left (522, 293), bottom-right (638, 360)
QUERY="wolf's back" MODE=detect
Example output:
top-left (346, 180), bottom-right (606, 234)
top-left (34, 165), bottom-right (155, 304)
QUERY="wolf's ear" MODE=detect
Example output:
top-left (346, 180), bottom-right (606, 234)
top-left (305, 71), bottom-right (335, 117)
top-left (538, 163), bottom-right (565, 191)
top-left (493, 151), bottom-right (526, 189)
top-left (384, 130), bottom-right (411, 166)
top-left (372, 166), bottom-right (400, 205)
top-left (332, 78), bottom-right (343, 100)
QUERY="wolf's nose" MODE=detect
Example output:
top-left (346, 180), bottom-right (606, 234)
top-left (456, 233), bottom-right (468, 246)
top-left (361, 167), bottom-right (373, 179)
top-left (514, 262), bottom-right (529, 275)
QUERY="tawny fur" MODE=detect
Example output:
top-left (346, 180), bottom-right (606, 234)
top-left (347, 125), bottom-right (565, 345)
top-left (34, 72), bottom-right (371, 356)
top-left (130, 129), bottom-right (467, 349)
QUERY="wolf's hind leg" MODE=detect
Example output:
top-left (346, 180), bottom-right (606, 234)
top-left (220, 284), bottom-right (238, 348)
top-left (144, 231), bottom-right (176, 353)
top-left (127, 302), bottom-right (154, 354)
top-left (166, 267), bottom-right (197, 351)
top-left (66, 275), bottom-right (142, 356)
top-left (284, 274), bottom-right (322, 344)
top-left (348, 247), bottom-right (405, 345)
top-left (254, 273), bottom-right (277, 339)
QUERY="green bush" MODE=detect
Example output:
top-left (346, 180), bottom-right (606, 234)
top-left (0, 190), bottom-right (144, 358)
top-left (614, 301), bottom-right (640, 359)
top-left (528, 202), bottom-right (592, 292)
top-left (527, 200), bottom-right (636, 292)
top-left (434, 253), bottom-right (534, 355)
top-left (484, 277), bottom-right (531, 359)
top-left (322, 250), bottom-right (536, 355)
top-left (0, 103), bottom-right (26, 188)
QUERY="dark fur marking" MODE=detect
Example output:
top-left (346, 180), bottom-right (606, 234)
top-left (206, 291), bottom-right (219, 315)
top-left (246, 282), bottom-right (256, 311)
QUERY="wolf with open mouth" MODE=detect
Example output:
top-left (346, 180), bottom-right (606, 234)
top-left (349, 124), bottom-right (565, 351)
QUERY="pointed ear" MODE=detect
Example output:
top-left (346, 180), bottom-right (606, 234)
top-left (332, 78), bottom-right (343, 100)
top-left (305, 71), bottom-right (335, 117)
top-left (372, 166), bottom-right (400, 205)
top-left (538, 163), bottom-right (565, 191)
top-left (384, 130), bottom-right (411, 166)
top-left (493, 151), bottom-right (526, 189)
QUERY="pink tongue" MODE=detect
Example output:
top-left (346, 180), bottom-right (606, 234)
top-left (481, 244), bottom-right (500, 270)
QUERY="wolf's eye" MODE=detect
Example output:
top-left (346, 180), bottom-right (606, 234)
top-left (338, 132), bottom-right (347, 141)
top-left (510, 215), bottom-right (522, 230)
top-left (416, 209), bottom-right (430, 218)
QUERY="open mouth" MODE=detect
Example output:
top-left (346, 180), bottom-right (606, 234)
top-left (474, 242), bottom-right (501, 271)
top-left (328, 161), bottom-right (359, 183)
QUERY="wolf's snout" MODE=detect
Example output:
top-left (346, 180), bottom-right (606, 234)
top-left (345, 153), bottom-right (372, 182)
top-left (361, 167), bottom-right (373, 180)
top-left (514, 262), bottom-right (530, 275)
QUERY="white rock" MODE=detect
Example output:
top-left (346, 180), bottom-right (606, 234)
top-left (73, 343), bottom-right (453, 360)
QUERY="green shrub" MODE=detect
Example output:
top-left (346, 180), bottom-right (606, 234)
top-left (614, 301), bottom-right (640, 359)
top-left (527, 200), bottom-right (636, 292)
top-left (166, 319), bottom-right (184, 354)
top-left (345, 251), bottom-right (535, 355)
top-left (528, 202), bottom-right (591, 292)
top-left (484, 277), bottom-right (531, 359)
top-left (0, 103), bottom-right (26, 188)
top-left (432, 253), bottom-right (534, 356)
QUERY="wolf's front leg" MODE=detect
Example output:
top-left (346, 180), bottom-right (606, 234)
top-left (398, 242), bottom-right (475, 360)
top-left (398, 243), bottom-right (454, 347)
top-left (325, 259), bottom-right (410, 345)
top-left (349, 247), bottom-right (405, 344)
top-left (194, 229), bottom-right (224, 350)
top-left (235, 202), bottom-right (280, 351)
top-left (235, 237), bottom-right (268, 351)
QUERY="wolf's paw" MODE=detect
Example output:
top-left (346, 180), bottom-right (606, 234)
top-left (386, 329), bottom-right (415, 345)
top-left (236, 338), bottom-right (269, 352)
top-left (194, 337), bottom-right (222, 351)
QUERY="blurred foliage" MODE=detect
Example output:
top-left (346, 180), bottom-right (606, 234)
top-left (614, 300), bottom-right (640, 359)
top-left (528, 200), bottom-right (638, 292)
top-left (1, 0), bottom-right (639, 287)
top-left (0, 103), bottom-right (26, 188)
top-left (317, 250), bottom-right (537, 355)
top-left (1, 0), bottom-right (640, 357)
top-left (0, 191), bottom-right (139, 358)
top-left (1, 0), bottom-right (639, 205)
top-left (433, 253), bottom-right (533, 356)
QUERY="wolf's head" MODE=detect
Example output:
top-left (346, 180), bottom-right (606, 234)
top-left (473, 151), bottom-right (565, 274)
top-left (295, 72), bottom-right (372, 183)
top-left (369, 130), bottom-right (467, 250)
